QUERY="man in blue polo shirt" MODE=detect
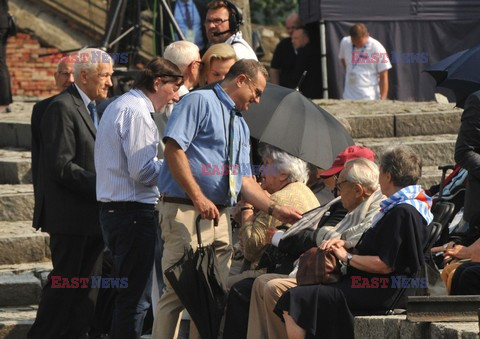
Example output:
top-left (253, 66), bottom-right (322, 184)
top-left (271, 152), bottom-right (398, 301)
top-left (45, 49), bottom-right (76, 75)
top-left (153, 59), bottom-right (302, 338)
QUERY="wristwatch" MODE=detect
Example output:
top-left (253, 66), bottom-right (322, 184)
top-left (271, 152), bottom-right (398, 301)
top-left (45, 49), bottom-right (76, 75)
top-left (346, 254), bottom-right (353, 266)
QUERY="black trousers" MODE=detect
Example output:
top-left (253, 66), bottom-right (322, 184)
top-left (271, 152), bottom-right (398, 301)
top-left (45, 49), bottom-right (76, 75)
top-left (451, 262), bottom-right (480, 295)
top-left (0, 28), bottom-right (12, 106)
top-left (223, 278), bottom-right (255, 339)
top-left (27, 233), bottom-right (104, 339)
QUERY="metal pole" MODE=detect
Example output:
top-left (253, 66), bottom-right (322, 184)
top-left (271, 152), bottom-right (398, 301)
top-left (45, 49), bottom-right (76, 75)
top-left (161, 0), bottom-right (186, 41)
top-left (101, 0), bottom-right (125, 49)
top-left (319, 20), bottom-right (328, 99)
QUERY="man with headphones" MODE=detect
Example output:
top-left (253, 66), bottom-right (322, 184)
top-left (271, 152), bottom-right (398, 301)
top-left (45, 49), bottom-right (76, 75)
top-left (205, 0), bottom-right (258, 60)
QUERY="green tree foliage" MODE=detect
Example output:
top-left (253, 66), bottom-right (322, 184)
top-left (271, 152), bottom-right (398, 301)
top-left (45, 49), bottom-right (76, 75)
top-left (250, 0), bottom-right (298, 25)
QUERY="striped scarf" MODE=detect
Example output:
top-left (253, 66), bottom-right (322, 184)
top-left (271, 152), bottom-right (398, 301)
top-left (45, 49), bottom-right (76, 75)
top-left (373, 185), bottom-right (433, 226)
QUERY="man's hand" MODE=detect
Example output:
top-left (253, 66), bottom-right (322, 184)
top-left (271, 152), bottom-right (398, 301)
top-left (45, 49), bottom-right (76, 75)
top-left (192, 195), bottom-right (220, 222)
top-left (272, 205), bottom-right (302, 224)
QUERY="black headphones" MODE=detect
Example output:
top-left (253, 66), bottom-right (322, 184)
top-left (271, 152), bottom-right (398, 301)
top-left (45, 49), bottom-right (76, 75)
top-left (224, 0), bottom-right (243, 33)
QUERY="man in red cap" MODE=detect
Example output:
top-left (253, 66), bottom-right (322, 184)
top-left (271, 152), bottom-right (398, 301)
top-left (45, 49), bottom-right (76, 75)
top-left (320, 145), bottom-right (377, 179)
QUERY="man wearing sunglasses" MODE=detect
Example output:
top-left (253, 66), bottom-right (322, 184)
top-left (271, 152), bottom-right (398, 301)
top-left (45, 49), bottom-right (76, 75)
top-left (153, 59), bottom-right (302, 338)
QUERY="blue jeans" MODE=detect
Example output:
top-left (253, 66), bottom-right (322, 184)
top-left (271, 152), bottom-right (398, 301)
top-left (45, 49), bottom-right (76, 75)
top-left (100, 205), bottom-right (157, 339)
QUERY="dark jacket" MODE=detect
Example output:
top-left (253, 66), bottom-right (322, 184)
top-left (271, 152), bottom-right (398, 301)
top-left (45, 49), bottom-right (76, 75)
top-left (39, 85), bottom-right (100, 235)
top-left (31, 95), bottom-right (56, 229)
top-left (454, 90), bottom-right (480, 225)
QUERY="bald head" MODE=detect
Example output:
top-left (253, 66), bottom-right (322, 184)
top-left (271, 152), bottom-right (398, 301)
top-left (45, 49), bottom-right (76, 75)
top-left (54, 57), bottom-right (75, 91)
top-left (286, 12), bottom-right (301, 37)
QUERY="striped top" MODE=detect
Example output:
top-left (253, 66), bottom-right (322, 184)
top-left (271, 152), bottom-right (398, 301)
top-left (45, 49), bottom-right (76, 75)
top-left (95, 89), bottom-right (161, 204)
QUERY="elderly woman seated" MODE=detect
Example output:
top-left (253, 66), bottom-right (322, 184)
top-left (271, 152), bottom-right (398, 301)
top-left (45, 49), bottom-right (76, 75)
top-left (274, 145), bottom-right (433, 339)
top-left (233, 144), bottom-right (319, 282)
top-left (245, 156), bottom-right (384, 339)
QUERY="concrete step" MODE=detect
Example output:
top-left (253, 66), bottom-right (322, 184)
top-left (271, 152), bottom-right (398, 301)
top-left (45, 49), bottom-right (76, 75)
top-left (419, 165), bottom-right (443, 190)
top-left (355, 315), bottom-right (479, 339)
top-left (355, 134), bottom-right (457, 167)
top-left (0, 185), bottom-right (34, 222)
top-left (0, 148), bottom-right (32, 184)
top-left (0, 306), bottom-right (37, 339)
top-left (0, 221), bottom-right (50, 265)
top-left (0, 100), bottom-right (34, 149)
top-left (317, 99), bottom-right (463, 139)
top-left (0, 262), bottom-right (51, 307)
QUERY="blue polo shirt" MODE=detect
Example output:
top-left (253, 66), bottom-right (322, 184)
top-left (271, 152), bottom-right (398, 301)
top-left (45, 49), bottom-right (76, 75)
top-left (158, 83), bottom-right (251, 206)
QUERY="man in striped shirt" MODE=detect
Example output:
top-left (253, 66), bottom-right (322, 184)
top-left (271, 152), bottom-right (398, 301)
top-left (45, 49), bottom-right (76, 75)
top-left (94, 57), bottom-right (183, 338)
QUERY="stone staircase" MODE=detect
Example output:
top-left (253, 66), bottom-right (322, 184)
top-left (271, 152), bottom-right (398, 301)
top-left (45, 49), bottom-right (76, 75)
top-left (0, 99), bottom-right (478, 338)
top-left (0, 100), bottom-right (51, 338)
top-left (317, 99), bottom-right (463, 187)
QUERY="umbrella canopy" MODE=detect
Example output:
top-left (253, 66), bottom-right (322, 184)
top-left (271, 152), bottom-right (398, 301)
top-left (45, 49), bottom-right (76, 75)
top-left (242, 83), bottom-right (354, 169)
top-left (425, 43), bottom-right (480, 108)
top-left (164, 216), bottom-right (227, 339)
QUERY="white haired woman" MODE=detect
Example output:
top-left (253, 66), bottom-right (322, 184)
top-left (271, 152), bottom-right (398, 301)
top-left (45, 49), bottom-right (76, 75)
top-left (230, 144), bottom-right (319, 286)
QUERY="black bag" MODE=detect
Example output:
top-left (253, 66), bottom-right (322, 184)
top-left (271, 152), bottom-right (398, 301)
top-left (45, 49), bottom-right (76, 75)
top-left (7, 14), bottom-right (17, 37)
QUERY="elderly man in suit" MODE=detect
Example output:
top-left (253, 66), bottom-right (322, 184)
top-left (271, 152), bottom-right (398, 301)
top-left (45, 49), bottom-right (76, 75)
top-left (31, 56), bottom-right (75, 231)
top-left (28, 48), bottom-right (113, 339)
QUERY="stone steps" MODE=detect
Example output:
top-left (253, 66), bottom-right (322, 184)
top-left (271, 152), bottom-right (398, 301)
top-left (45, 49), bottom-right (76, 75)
top-left (355, 134), bottom-right (457, 167)
top-left (0, 306), bottom-right (37, 339)
top-left (0, 185), bottom-right (34, 222)
top-left (0, 148), bottom-right (32, 184)
top-left (0, 221), bottom-right (50, 265)
top-left (0, 262), bottom-right (52, 307)
top-left (354, 315), bottom-right (479, 339)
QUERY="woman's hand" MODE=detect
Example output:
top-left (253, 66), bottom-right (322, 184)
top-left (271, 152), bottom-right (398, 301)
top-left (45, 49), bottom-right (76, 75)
top-left (319, 239), bottom-right (346, 251)
top-left (444, 244), bottom-right (470, 261)
top-left (331, 246), bottom-right (348, 262)
top-left (265, 227), bottom-right (278, 244)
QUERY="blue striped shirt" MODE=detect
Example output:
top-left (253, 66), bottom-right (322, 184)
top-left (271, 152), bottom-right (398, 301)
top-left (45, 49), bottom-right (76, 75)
top-left (95, 89), bottom-right (162, 204)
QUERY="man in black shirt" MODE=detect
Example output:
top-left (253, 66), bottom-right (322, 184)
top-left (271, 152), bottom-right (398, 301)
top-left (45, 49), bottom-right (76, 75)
top-left (270, 12), bottom-right (301, 88)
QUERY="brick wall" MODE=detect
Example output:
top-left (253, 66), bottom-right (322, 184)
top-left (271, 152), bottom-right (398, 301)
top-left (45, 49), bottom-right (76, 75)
top-left (6, 33), bottom-right (60, 98)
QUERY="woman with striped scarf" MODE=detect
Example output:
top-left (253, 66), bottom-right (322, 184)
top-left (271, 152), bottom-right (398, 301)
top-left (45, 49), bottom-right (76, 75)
top-left (275, 145), bottom-right (433, 339)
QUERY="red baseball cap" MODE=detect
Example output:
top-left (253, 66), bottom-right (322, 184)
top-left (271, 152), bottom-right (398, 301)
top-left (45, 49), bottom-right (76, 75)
top-left (320, 145), bottom-right (376, 178)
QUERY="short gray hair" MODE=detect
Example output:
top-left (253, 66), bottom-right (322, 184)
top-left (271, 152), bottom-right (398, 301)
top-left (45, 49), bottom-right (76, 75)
top-left (379, 145), bottom-right (422, 187)
top-left (343, 158), bottom-right (379, 192)
top-left (163, 41), bottom-right (200, 74)
top-left (259, 144), bottom-right (309, 184)
top-left (73, 48), bottom-right (113, 80)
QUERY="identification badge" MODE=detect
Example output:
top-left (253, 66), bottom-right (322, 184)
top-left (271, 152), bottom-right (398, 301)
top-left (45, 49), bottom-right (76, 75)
top-left (348, 72), bottom-right (356, 86)
top-left (185, 29), bottom-right (195, 42)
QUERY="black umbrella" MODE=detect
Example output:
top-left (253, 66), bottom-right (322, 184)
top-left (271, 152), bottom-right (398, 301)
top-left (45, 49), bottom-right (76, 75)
top-left (164, 216), bottom-right (227, 339)
top-left (425, 43), bottom-right (480, 108)
top-left (242, 83), bottom-right (354, 169)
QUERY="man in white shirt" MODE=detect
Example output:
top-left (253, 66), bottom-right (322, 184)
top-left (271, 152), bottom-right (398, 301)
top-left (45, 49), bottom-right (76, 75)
top-left (338, 23), bottom-right (392, 100)
top-left (204, 0), bottom-right (257, 60)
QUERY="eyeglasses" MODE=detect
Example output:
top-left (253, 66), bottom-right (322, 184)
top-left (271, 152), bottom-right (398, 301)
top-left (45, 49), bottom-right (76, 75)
top-left (245, 75), bottom-right (263, 99)
top-left (335, 179), bottom-right (350, 192)
top-left (205, 18), bottom-right (229, 26)
top-left (190, 60), bottom-right (203, 67)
